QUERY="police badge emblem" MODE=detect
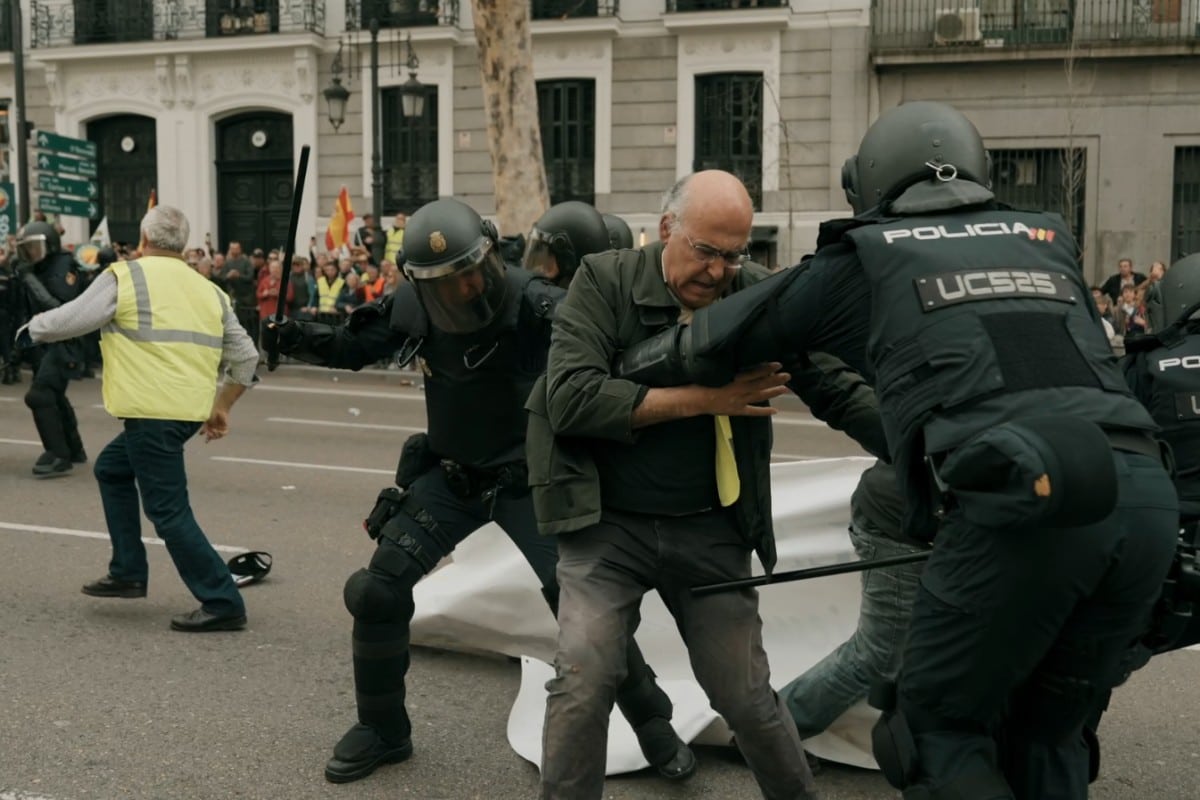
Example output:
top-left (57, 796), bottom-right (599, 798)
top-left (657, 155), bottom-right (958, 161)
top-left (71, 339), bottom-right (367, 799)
top-left (429, 231), bottom-right (447, 253)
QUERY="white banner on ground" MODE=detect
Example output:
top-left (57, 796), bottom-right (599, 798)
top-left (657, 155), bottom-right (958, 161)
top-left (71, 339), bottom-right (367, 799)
top-left (411, 457), bottom-right (879, 774)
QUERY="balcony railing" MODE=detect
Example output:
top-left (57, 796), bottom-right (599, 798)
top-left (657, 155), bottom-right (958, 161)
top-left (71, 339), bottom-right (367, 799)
top-left (872, 0), bottom-right (1200, 52)
top-left (346, 0), bottom-right (458, 30)
top-left (532, 0), bottom-right (618, 20)
top-left (667, 0), bottom-right (785, 11)
top-left (29, 0), bottom-right (325, 47)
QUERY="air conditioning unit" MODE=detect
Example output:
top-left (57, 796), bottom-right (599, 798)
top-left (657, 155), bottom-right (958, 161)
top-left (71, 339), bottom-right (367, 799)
top-left (934, 8), bottom-right (983, 44)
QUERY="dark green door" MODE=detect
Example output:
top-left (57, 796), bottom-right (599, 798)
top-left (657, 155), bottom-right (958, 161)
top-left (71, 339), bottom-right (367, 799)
top-left (87, 114), bottom-right (157, 248)
top-left (215, 112), bottom-right (293, 253)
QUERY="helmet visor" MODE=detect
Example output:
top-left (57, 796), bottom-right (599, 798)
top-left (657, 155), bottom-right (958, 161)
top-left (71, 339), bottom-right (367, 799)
top-left (17, 234), bottom-right (48, 265)
top-left (413, 248), bottom-right (509, 334)
top-left (522, 228), bottom-right (559, 278)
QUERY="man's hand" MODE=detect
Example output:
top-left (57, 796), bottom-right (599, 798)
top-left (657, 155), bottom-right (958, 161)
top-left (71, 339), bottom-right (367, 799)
top-left (202, 406), bottom-right (230, 442)
top-left (697, 362), bottom-right (790, 417)
top-left (260, 318), bottom-right (303, 355)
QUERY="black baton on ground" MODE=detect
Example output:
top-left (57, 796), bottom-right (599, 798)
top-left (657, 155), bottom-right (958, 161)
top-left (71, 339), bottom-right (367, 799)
top-left (690, 550), bottom-right (932, 597)
top-left (266, 144), bottom-right (311, 372)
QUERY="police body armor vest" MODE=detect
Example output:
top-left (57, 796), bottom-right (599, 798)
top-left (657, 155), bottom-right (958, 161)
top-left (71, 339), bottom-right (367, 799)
top-left (1128, 324), bottom-right (1200, 514)
top-left (32, 252), bottom-right (84, 310)
top-left (390, 267), bottom-right (558, 470)
top-left (845, 207), bottom-right (1154, 464)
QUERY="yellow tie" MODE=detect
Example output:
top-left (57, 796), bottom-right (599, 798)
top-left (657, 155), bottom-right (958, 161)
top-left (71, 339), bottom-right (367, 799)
top-left (714, 414), bottom-right (740, 507)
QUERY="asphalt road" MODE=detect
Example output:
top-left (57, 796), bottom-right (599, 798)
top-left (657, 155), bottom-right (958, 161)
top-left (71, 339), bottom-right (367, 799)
top-left (0, 364), bottom-right (1196, 800)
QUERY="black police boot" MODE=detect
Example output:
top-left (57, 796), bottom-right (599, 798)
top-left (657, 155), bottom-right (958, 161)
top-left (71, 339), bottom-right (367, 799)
top-left (32, 456), bottom-right (73, 479)
top-left (59, 398), bottom-right (86, 464)
top-left (325, 723), bottom-right (413, 784)
top-left (633, 718), bottom-right (696, 780)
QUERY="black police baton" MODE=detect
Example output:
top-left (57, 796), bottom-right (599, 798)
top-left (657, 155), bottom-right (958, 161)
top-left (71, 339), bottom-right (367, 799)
top-left (690, 550), bottom-right (931, 597)
top-left (266, 144), bottom-right (311, 372)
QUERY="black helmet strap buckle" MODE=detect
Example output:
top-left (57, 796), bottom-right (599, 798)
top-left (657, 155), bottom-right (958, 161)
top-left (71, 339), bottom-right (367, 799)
top-left (925, 160), bottom-right (958, 182)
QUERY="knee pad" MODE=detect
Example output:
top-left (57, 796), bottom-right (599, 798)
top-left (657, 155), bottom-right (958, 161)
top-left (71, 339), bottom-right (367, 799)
top-left (24, 383), bottom-right (55, 410)
top-left (343, 568), bottom-right (413, 624)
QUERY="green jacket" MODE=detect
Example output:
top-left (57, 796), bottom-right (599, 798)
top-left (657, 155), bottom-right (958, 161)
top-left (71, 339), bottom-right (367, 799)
top-left (525, 242), bottom-right (884, 573)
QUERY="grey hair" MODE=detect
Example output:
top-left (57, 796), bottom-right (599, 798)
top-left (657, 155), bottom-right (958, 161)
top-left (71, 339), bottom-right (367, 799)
top-left (660, 174), bottom-right (695, 233)
top-left (140, 205), bottom-right (190, 253)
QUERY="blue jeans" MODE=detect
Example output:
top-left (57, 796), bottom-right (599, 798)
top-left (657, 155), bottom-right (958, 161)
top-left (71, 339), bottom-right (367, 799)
top-left (94, 418), bottom-right (244, 617)
top-left (780, 510), bottom-right (925, 740)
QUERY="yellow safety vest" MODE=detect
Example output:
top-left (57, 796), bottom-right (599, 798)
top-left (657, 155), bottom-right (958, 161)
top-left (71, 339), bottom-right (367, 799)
top-left (384, 227), bottom-right (405, 263)
top-left (316, 275), bottom-right (346, 314)
top-left (100, 256), bottom-right (226, 421)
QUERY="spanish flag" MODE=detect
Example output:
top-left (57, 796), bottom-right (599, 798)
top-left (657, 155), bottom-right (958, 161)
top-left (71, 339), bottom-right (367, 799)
top-left (147, 188), bottom-right (156, 212)
top-left (325, 186), bottom-right (355, 252)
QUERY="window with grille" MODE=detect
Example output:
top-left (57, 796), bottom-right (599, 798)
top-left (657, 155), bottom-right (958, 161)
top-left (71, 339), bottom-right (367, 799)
top-left (694, 73), bottom-right (763, 210)
top-left (0, 0), bottom-right (11, 51)
top-left (990, 147), bottom-right (1086, 245)
top-left (1172, 147), bottom-right (1200, 262)
top-left (537, 79), bottom-right (596, 205)
top-left (381, 85), bottom-right (439, 215)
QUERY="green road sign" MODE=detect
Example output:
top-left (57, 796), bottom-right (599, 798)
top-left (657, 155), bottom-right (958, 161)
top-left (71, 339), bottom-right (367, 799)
top-left (37, 173), bottom-right (99, 199)
top-left (35, 151), bottom-right (98, 178)
top-left (35, 130), bottom-right (98, 160)
top-left (38, 194), bottom-right (100, 219)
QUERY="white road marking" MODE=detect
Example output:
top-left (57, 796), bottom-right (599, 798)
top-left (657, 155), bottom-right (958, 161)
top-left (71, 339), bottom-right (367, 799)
top-left (211, 456), bottom-right (392, 475)
top-left (0, 397), bottom-right (17, 402)
top-left (1, 791), bottom-right (71, 800)
top-left (771, 416), bottom-right (827, 427)
top-left (266, 416), bottom-right (425, 433)
top-left (0, 522), bottom-right (245, 554)
top-left (0, 438), bottom-right (40, 447)
top-left (254, 384), bottom-right (424, 401)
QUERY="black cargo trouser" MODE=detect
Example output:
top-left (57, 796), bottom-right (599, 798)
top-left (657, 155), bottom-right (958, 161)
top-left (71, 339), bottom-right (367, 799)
top-left (896, 450), bottom-right (1179, 800)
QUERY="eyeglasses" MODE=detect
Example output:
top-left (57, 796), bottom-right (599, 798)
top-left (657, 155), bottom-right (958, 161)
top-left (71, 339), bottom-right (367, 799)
top-left (681, 229), bottom-right (747, 269)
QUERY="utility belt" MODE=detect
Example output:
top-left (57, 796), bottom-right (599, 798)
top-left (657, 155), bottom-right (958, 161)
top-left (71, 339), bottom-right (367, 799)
top-left (438, 458), bottom-right (529, 500)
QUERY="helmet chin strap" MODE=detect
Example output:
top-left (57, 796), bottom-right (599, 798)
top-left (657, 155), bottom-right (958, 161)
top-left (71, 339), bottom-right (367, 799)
top-left (925, 160), bottom-right (959, 182)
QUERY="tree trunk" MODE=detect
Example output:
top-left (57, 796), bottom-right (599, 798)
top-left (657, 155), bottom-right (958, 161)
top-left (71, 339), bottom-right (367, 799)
top-left (471, 0), bottom-right (549, 236)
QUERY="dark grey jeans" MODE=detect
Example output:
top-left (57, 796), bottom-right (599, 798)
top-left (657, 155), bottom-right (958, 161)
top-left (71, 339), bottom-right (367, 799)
top-left (540, 507), bottom-right (817, 800)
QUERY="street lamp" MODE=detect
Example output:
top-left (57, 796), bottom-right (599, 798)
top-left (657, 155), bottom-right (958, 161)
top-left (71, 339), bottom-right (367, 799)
top-left (321, 18), bottom-right (424, 253)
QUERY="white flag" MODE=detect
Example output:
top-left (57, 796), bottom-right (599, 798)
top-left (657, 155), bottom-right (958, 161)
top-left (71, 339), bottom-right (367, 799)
top-left (91, 217), bottom-right (111, 247)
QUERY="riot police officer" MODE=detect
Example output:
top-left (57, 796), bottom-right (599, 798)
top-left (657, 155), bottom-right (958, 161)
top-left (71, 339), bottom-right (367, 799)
top-left (523, 200), bottom-right (613, 288)
top-left (601, 213), bottom-right (634, 251)
top-left (613, 101), bottom-right (1179, 799)
top-left (266, 198), bottom-right (692, 785)
top-left (13, 221), bottom-right (87, 477)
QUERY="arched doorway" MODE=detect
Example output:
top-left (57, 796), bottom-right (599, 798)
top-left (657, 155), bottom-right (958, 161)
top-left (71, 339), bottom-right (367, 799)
top-left (87, 114), bottom-right (157, 248)
top-left (215, 112), bottom-right (294, 253)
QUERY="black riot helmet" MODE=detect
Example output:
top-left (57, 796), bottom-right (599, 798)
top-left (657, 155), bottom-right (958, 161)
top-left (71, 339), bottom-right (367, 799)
top-left (16, 220), bottom-right (62, 266)
top-left (602, 213), bottom-right (634, 250)
top-left (1157, 253), bottom-right (1200, 324)
top-left (401, 198), bottom-right (509, 334)
top-left (842, 101), bottom-right (992, 215)
top-left (523, 201), bottom-right (612, 287)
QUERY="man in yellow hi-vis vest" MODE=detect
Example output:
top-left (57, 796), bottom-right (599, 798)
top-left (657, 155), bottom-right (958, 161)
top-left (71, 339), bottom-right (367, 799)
top-left (383, 212), bottom-right (406, 265)
top-left (23, 205), bottom-right (259, 633)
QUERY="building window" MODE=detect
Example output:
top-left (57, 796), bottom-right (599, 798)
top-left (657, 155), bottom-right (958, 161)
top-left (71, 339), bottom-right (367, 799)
top-left (694, 72), bottom-right (762, 210)
top-left (72, 0), bottom-right (154, 44)
top-left (357, 0), bottom-right (442, 30)
top-left (1173, 146), bottom-right (1200, 262)
top-left (206, 0), bottom-right (280, 37)
top-left (537, 79), bottom-right (595, 205)
top-left (990, 147), bottom-right (1086, 247)
top-left (381, 85), bottom-right (439, 216)
top-left (0, 0), bottom-right (11, 51)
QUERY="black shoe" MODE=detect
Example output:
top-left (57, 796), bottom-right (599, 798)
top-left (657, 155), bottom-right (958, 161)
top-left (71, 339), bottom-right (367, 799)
top-left (32, 456), bottom-right (73, 479)
top-left (634, 718), bottom-right (697, 781)
top-left (325, 723), bottom-right (413, 784)
top-left (82, 575), bottom-right (148, 599)
top-left (71, 449), bottom-right (88, 464)
top-left (169, 608), bottom-right (247, 632)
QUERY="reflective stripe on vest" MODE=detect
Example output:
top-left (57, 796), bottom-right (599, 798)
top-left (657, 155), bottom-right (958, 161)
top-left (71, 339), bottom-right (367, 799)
top-left (99, 257), bottom-right (226, 421)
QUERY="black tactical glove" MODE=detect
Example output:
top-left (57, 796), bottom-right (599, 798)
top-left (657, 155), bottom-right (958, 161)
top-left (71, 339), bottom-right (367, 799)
top-left (261, 317), bottom-right (304, 355)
